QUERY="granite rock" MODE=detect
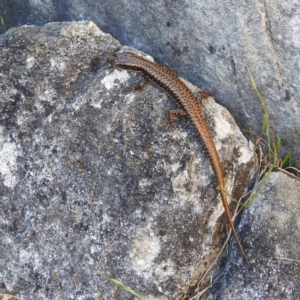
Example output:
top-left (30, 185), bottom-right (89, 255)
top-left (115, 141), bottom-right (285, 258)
top-left (0, 22), bottom-right (257, 299)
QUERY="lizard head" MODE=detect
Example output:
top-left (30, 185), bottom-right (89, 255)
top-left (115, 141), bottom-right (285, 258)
top-left (107, 52), bottom-right (145, 71)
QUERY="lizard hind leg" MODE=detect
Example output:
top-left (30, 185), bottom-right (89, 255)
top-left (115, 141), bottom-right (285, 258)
top-left (166, 108), bottom-right (187, 130)
top-left (196, 89), bottom-right (214, 105)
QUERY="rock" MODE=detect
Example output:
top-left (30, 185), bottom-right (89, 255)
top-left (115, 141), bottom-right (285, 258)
top-left (204, 172), bottom-right (300, 300)
top-left (0, 22), bottom-right (257, 299)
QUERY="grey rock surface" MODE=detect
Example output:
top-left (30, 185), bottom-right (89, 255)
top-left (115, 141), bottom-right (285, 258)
top-left (0, 1), bottom-right (299, 165)
top-left (204, 172), bottom-right (300, 300)
top-left (0, 21), bottom-right (258, 299)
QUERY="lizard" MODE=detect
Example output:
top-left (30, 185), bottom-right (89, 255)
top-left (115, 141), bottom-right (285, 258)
top-left (107, 51), bottom-right (251, 267)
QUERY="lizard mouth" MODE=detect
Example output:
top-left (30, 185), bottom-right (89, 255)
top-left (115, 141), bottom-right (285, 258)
top-left (107, 53), bottom-right (139, 71)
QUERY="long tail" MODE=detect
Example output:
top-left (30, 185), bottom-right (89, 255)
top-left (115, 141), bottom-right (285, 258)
top-left (219, 190), bottom-right (251, 267)
top-left (196, 119), bottom-right (251, 267)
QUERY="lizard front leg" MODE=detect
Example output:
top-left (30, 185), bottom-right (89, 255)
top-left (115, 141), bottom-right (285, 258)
top-left (126, 76), bottom-right (148, 91)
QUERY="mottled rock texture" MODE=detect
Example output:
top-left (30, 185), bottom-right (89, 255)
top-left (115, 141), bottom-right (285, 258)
top-left (1, 21), bottom-right (257, 299)
top-left (204, 172), bottom-right (300, 300)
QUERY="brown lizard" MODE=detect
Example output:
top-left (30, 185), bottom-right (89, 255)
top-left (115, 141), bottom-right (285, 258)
top-left (107, 52), bottom-right (251, 267)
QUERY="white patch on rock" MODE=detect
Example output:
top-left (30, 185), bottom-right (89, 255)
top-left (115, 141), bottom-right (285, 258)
top-left (213, 110), bottom-right (233, 140)
top-left (50, 57), bottom-right (57, 68)
top-left (101, 69), bottom-right (131, 90)
top-left (0, 127), bottom-right (19, 188)
top-left (90, 97), bottom-right (103, 109)
top-left (138, 178), bottom-right (153, 188)
top-left (50, 57), bottom-right (66, 71)
top-left (237, 142), bottom-right (255, 164)
top-left (130, 226), bottom-right (161, 276)
top-left (26, 56), bottom-right (35, 69)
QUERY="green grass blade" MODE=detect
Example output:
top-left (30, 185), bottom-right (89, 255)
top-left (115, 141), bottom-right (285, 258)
top-left (247, 66), bottom-right (262, 99)
top-left (282, 151), bottom-right (292, 169)
top-left (105, 276), bottom-right (150, 300)
top-left (276, 134), bottom-right (281, 160)
top-left (280, 127), bottom-right (295, 168)
top-left (246, 165), bottom-right (274, 207)
top-left (0, 15), bottom-right (6, 32)
top-left (288, 127), bottom-right (295, 167)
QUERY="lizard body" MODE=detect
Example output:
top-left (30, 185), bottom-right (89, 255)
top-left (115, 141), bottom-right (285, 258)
top-left (107, 52), bottom-right (250, 267)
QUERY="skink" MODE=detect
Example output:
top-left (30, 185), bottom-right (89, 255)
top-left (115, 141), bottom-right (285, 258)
top-left (107, 52), bottom-right (250, 267)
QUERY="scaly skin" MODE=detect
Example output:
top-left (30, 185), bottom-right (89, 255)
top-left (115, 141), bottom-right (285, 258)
top-left (107, 52), bottom-right (250, 267)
